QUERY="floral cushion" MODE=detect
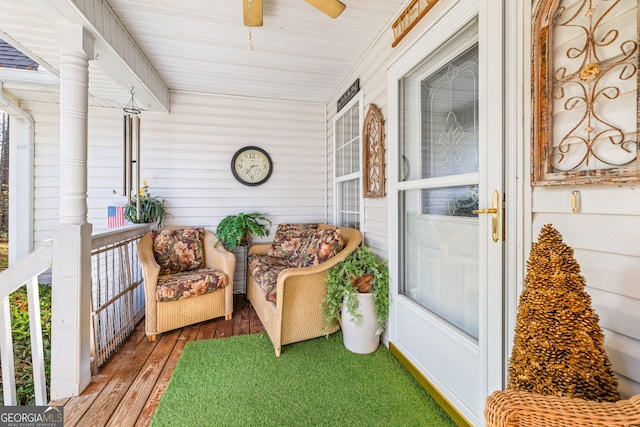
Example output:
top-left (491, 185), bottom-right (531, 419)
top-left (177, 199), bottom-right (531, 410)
top-left (248, 226), bottom-right (344, 302)
top-left (290, 227), bottom-right (344, 268)
top-left (156, 268), bottom-right (228, 302)
top-left (248, 255), bottom-right (291, 302)
top-left (267, 223), bottom-right (318, 259)
top-left (153, 228), bottom-right (205, 275)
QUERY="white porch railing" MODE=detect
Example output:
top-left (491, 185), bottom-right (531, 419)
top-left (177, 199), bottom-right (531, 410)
top-left (90, 224), bottom-right (150, 371)
top-left (0, 242), bottom-right (51, 406)
top-left (0, 224), bottom-right (150, 405)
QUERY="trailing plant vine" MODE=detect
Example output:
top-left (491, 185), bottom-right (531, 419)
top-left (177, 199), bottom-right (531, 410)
top-left (323, 245), bottom-right (389, 333)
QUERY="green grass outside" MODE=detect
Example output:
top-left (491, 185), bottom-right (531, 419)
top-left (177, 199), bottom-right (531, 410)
top-left (0, 240), bottom-right (52, 405)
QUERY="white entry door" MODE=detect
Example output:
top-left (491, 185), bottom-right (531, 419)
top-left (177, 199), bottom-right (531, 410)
top-left (388, 1), bottom-right (504, 425)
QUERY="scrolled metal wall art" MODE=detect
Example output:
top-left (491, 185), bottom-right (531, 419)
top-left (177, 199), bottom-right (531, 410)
top-left (362, 103), bottom-right (385, 198)
top-left (532, 0), bottom-right (639, 185)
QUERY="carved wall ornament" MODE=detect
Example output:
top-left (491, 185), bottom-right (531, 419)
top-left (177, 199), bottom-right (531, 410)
top-left (362, 103), bottom-right (385, 198)
top-left (531, 0), bottom-right (639, 185)
top-left (391, 0), bottom-right (440, 47)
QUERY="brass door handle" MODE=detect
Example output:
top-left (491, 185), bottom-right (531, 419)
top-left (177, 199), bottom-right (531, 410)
top-left (472, 208), bottom-right (497, 214)
top-left (472, 190), bottom-right (501, 242)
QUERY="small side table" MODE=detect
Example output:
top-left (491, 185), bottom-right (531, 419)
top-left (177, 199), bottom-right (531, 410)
top-left (232, 243), bottom-right (248, 294)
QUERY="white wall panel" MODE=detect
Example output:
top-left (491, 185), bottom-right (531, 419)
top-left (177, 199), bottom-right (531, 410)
top-left (532, 196), bottom-right (640, 396)
top-left (528, 0), bottom-right (640, 393)
top-left (27, 91), bottom-right (326, 245)
top-left (606, 331), bottom-right (640, 398)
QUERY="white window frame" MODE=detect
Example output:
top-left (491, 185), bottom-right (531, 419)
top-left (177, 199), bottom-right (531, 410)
top-left (333, 93), bottom-right (364, 230)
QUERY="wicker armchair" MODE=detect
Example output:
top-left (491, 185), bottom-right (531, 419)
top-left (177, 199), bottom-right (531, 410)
top-left (485, 390), bottom-right (640, 427)
top-left (247, 224), bottom-right (362, 356)
top-left (138, 226), bottom-right (235, 341)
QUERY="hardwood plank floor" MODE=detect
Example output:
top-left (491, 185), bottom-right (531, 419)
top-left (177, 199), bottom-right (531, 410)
top-left (49, 294), bottom-right (264, 427)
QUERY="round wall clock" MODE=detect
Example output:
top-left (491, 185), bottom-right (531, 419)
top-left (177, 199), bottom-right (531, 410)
top-left (231, 146), bottom-right (273, 186)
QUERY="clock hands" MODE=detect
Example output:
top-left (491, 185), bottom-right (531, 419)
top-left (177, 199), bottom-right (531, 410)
top-left (232, 146), bottom-right (272, 186)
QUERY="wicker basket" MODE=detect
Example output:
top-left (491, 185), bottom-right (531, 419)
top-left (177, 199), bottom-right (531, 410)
top-left (485, 390), bottom-right (640, 427)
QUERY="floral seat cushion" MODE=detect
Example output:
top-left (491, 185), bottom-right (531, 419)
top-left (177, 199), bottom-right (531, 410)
top-left (153, 228), bottom-right (205, 275)
top-left (267, 223), bottom-right (318, 259)
top-left (289, 227), bottom-right (344, 267)
top-left (156, 268), bottom-right (228, 302)
top-left (248, 255), bottom-right (291, 302)
top-left (249, 225), bottom-right (344, 302)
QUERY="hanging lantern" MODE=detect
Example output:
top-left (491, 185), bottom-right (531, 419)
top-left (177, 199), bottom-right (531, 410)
top-left (123, 88), bottom-right (141, 221)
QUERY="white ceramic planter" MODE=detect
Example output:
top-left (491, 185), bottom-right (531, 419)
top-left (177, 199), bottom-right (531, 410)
top-left (341, 292), bottom-right (380, 354)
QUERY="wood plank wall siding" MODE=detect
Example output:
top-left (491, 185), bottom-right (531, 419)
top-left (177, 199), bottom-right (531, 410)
top-left (25, 90), bottom-right (329, 245)
top-left (528, 1), bottom-right (640, 398)
top-left (532, 187), bottom-right (640, 398)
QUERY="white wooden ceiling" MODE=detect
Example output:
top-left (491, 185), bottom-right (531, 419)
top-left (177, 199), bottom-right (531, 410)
top-left (0, 0), bottom-right (407, 108)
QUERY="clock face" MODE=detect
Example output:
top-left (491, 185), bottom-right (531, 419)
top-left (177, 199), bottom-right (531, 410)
top-left (231, 146), bottom-right (273, 186)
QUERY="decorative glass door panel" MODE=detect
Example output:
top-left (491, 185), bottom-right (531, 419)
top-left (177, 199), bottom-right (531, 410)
top-left (400, 32), bottom-right (479, 339)
top-left (390, 3), bottom-right (505, 423)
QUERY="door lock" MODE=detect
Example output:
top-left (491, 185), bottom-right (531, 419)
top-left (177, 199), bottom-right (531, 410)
top-left (472, 190), bottom-right (501, 242)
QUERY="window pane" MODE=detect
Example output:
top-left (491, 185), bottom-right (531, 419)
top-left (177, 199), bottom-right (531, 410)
top-left (421, 46), bottom-right (478, 179)
top-left (398, 22), bottom-right (479, 340)
top-left (400, 188), bottom-right (479, 338)
top-left (400, 44), bottom-right (479, 181)
top-left (350, 136), bottom-right (360, 173)
top-left (335, 100), bottom-right (361, 229)
top-left (339, 179), bottom-right (360, 229)
top-left (336, 145), bottom-right (344, 177)
top-left (351, 106), bottom-right (359, 140)
top-left (422, 184), bottom-right (478, 217)
top-left (335, 101), bottom-right (360, 178)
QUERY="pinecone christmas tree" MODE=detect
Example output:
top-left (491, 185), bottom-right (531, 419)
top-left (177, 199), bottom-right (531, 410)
top-left (507, 224), bottom-right (620, 402)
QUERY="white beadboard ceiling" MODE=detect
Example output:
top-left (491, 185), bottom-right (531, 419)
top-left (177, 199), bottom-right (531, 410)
top-left (0, 0), bottom-right (407, 108)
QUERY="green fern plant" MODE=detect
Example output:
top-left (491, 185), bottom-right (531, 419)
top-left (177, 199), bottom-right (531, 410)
top-left (123, 186), bottom-right (168, 226)
top-left (215, 212), bottom-right (272, 251)
top-left (322, 245), bottom-right (389, 333)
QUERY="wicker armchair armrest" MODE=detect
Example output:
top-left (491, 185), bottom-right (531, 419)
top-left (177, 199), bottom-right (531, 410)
top-left (137, 233), bottom-right (160, 297)
top-left (204, 231), bottom-right (236, 279)
top-left (485, 390), bottom-right (640, 427)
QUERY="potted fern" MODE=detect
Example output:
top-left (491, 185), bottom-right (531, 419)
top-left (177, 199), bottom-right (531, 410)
top-left (322, 245), bottom-right (389, 354)
top-left (215, 212), bottom-right (272, 251)
top-left (121, 185), bottom-right (168, 226)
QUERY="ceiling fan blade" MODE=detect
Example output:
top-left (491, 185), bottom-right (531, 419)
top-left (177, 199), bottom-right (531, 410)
top-left (243, 0), bottom-right (263, 27)
top-left (304, 0), bottom-right (346, 18)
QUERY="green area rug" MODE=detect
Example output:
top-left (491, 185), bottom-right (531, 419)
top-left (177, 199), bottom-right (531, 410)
top-left (152, 332), bottom-right (455, 426)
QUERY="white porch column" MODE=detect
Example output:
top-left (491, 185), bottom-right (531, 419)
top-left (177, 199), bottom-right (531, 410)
top-left (50, 23), bottom-right (94, 399)
top-left (2, 88), bottom-right (35, 264)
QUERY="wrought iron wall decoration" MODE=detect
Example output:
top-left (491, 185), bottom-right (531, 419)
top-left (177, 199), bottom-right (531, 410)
top-left (362, 103), bottom-right (385, 198)
top-left (123, 88), bottom-right (142, 220)
top-left (532, 0), bottom-right (639, 185)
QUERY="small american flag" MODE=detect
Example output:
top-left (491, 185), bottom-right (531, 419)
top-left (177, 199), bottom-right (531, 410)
top-left (107, 205), bottom-right (125, 228)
